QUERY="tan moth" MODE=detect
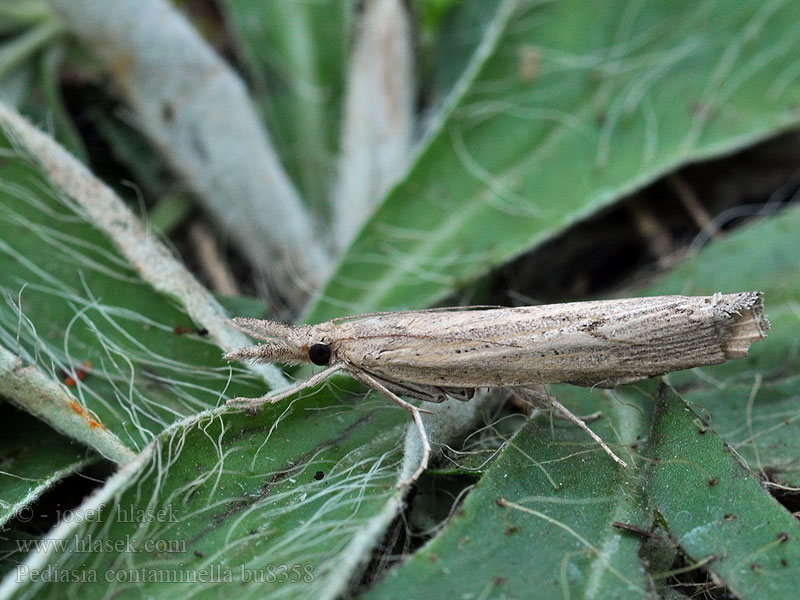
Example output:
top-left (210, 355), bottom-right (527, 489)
top-left (225, 292), bottom-right (768, 487)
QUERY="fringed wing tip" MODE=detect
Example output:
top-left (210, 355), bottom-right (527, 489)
top-left (720, 291), bottom-right (770, 359)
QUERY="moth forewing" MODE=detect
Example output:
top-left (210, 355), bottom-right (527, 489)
top-left (330, 292), bottom-right (768, 389)
top-left (226, 292), bottom-right (769, 488)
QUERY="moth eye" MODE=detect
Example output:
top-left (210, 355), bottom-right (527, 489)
top-left (308, 343), bottom-right (332, 366)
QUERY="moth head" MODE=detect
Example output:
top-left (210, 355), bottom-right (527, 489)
top-left (224, 318), bottom-right (337, 366)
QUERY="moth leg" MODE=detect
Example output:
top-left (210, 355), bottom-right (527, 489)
top-left (359, 371), bottom-right (473, 404)
top-left (515, 387), bottom-right (628, 468)
top-left (515, 387), bottom-right (602, 422)
top-left (574, 411), bottom-right (603, 422)
top-left (360, 370), bottom-right (445, 404)
top-left (227, 365), bottom-right (342, 409)
top-left (439, 387), bottom-right (475, 402)
top-left (513, 386), bottom-right (553, 408)
top-left (351, 370), bottom-right (431, 489)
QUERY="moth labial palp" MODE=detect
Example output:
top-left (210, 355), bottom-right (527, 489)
top-left (224, 292), bottom-right (769, 489)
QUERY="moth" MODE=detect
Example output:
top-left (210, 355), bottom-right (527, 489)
top-left (225, 292), bottom-right (768, 487)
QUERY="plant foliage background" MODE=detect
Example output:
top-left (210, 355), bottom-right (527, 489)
top-left (0, 1), bottom-right (799, 599)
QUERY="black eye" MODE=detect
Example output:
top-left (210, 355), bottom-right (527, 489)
top-left (308, 343), bottom-right (332, 366)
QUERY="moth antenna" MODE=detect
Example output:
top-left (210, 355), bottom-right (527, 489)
top-left (229, 317), bottom-right (297, 342)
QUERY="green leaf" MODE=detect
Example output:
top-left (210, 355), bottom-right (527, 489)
top-left (360, 199), bottom-right (798, 598)
top-left (0, 116), bottom-right (417, 599)
top-left (362, 388), bottom-right (654, 599)
top-left (34, 44), bottom-right (88, 163)
top-left (0, 125), bottom-right (264, 453)
top-left (0, 403), bottom-right (95, 529)
top-left (0, 17), bottom-right (61, 81)
top-left (221, 0), bottom-right (352, 209)
top-left (0, 9), bottom-right (83, 161)
top-left (3, 1), bottom-right (799, 596)
top-left (413, 0), bottom-right (461, 39)
top-left (640, 203), bottom-right (800, 484)
top-left (644, 384), bottom-right (800, 597)
top-left (426, 0), bottom-right (502, 101)
top-left (2, 390), bottom-right (408, 599)
top-left (307, 0), bottom-right (800, 321)
top-left (684, 376), bottom-right (800, 487)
